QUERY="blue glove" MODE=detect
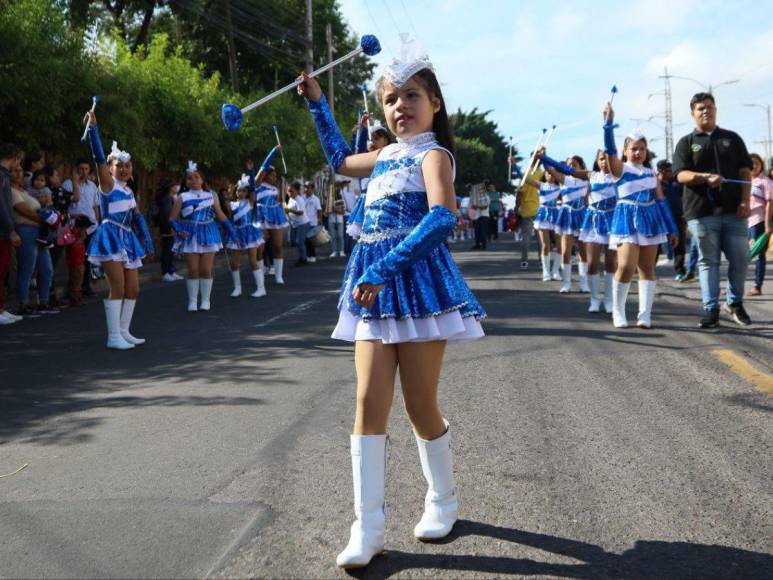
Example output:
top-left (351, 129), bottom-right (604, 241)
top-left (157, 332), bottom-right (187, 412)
top-left (260, 146), bottom-right (279, 173)
top-left (603, 121), bottom-right (619, 157)
top-left (247, 166), bottom-right (257, 191)
top-left (306, 95), bottom-right (353, 171)
top-left (221, 219), bottom-right (237, 241)
top-left (541, 154), bottom-right (575, 175)
top-left (133, 213), bottom-right (154, 253)
top-left (657, 199), bottom-right (679, 235)
top-left (169, 219), bottom-right (182, 233)
top-left (356, 205), bottom-right (457, 286)
top-left (87, 126), bottom-right (106, 165)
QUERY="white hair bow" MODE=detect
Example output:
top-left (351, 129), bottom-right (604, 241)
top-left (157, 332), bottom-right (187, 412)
top-left (186, 160), bottom-right (198, 174)
top-left (237, 173), bottom-right (250, 189)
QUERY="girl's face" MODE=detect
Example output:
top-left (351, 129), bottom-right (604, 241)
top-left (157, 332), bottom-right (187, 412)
top-left (186, 170), bottom-right (204, 191)
top-left (597, 152), bottom-right (609, 173)
top-left (110, 159), bottom-right (133, 182)
top-left (545, 171), bottom-right (556, 184)
top-left (381, 77), bottom-right (440, 139)
top-left (625, 139), bottom-right (648, 165)
top-left (236, 186), bottom-right (248, 199)
top-left (566, 158), bottom-right (582, 173)
top-left (265, 170), bottom-right (278, 186)
top-left (752, 157), bottom-right (762, 178)
top-left (32, 174), bottom-right (46, 189)
top-left (369, 132), bottom-right (389, 151)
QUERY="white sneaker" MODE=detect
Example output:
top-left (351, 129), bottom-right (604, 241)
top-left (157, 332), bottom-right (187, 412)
top-left (171, 273), bottom-right (184, 281)
top-left (5, 311), bottom-right (22, 322)
top-left (162, 273), bottom-right (176, 282)
top-left (0, 311), bottom-right (18, 325)
top-left (308, 256), bottom-right (317, 263)
top-left (329, 252), bottom-right (337, 258)
top-left (339, 251), bottom-right (346, 257)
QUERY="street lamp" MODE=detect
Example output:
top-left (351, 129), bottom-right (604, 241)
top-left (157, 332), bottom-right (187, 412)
top-left (744, 103), bottom-right (772, 164)
top-left (667, 75), bottom-right (740, 94)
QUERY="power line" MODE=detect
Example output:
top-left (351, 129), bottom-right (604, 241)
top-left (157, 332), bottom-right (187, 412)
top-left (381, 0), bottom-right (404, 35)
top-left (398, 0), bottom-right (419, 38)
top-left (362, 0), bottom-right (394, 57)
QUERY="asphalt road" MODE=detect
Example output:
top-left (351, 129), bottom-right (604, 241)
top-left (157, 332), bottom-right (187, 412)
top-left (1, 239), bottom-right (771, 579)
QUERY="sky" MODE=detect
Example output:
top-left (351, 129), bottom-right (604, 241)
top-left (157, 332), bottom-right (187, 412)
top-left (337, 0), bottom-right (773, 167)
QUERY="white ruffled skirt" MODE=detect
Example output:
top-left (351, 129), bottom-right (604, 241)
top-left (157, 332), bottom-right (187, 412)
top-left (332, 309), bottom-right (485, 344)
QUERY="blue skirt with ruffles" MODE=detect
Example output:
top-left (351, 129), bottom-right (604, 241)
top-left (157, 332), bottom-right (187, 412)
top-left (339, 236), bottom-right (486, 322)
top-left (346, 195), bottom-right (366, 238)
top-left (533, 205), bottom-right (558, 230)
top-left (225, 223), bottom-right (264, 250)
top-left (174, 220), bottom-right (222, 253)
top-left (610, 201), bottom-right (670, 238)
top-left (258, 205), bottom-right (289, 229)
top-left (88, 222), bottom-right (146, 264)
top-left (555, 206), bottom-right (586, 235)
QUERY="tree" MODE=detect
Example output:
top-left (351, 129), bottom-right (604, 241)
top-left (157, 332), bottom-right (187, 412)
top-left (451, 108), bottom-right (516, 190)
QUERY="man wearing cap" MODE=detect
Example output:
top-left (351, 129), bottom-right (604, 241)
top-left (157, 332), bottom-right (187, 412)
top-left (672, 92), bottom-right (753, 328)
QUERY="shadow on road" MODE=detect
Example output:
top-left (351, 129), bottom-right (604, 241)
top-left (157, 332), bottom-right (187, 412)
top-left (351, 520), bottom-right (773, 578)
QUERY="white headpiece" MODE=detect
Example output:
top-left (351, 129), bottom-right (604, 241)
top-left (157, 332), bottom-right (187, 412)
top-left (108, 141), bottom-right (131, 163)
top-left (237, 173), bottom-right (250, 189)
top-left (370, 119), bottom-right (386, 134)
top-left (380, 34), bottom-right (435, 88)
top-left (186, 160), bottom-right (198, 174)
top-left (627, 129), bottom-right (647, 142)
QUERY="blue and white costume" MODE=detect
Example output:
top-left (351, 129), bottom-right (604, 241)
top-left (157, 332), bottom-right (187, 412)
top-left (554, 176), bottom-right (588, 236)
top-left (333, 131), bottom-right (485, 343)
top-left (579, 172), bottom-right (617, 244)
top-left (609, 163), bottom-right (672, 249)
top-left (88, 181), bottom-right (150, 270)
top-left (255, 182), bottom-right (289, 229)
top-left (227, 198), bottom-right (264, 250)
top-left (174, 190), bottom-right (223, 253)
top-left (533, 182), bottom-right (560, 231)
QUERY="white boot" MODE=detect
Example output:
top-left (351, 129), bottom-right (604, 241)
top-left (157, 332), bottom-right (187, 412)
top-left (637, 280), bottom-right (656, 328)
top-left (559, 262), bottom-right (572, 293)
top-left (540, 254), bottom-right (551, 282)
top-left (274, 258), bottom-right (285, 284)
top-left (119, 299), bottom-right (145, 345)
top-left (186, 279), bottom-right (199, 312)
top-left (104, 299), bottom-right (134, 350)
top-left (578, 261), bottom-right (590, 293)
top-left (230, 270), bottom-right (242, 297)
top-left (336, 435), bottom-right (387, 569)
top-left (603, 272), bottom-right (614, 314)
top-left (251, 267), bottom-right (266, 298)
top-left (200, 278), bottom-right (213, 311)
top-left (612, 279), bottom-right (630, 328)
top-left (414, 421), bottom-right (458, 541)
top-left (587, 273), bottom-right (602, 312)
top-left (550, 251), bottom-right (561, 280)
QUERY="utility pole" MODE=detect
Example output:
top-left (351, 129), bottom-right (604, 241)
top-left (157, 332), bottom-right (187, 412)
top-left (657, 67), bottom-right (674, 161)
top-left (326, 23), bottom-right (335, 115)
top-left (224, 0), bottom-right (238, 92)
top-left (305, 0), bottom-right (314, 74)
top-left (745, 103), bottom-right (772, 165)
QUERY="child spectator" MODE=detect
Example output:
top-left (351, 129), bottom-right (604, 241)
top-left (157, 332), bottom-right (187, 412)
top-left (66, 215), bottom-right (92, 306)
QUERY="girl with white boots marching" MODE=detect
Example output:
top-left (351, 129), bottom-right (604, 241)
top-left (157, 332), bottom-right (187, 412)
top-left (603, 102), bottom-right (678, 328)
top-left (251, 147), bottom-right (288, 285)
top-left (82, 110), bottom-right (154, 350)
top-left (226, 174), bottom-right (267, 298)
top-left (523, 170), bottom-right (562, 282)
top-left (169, 161), bottom-right (235, 312)
top-left (297, 37), bottom-right (485, 569)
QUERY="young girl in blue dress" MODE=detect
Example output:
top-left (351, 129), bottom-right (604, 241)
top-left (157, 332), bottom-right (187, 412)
top-left (297, 41), bottom-right (485, 569)
top-left (603, 103), bottom-right (678, 328)
top-left (251, 149), bottom-right (288, 284)
top-left (536, 149), bottom-right (619, 312)
top-left (523, 169), bottom-right (561, 281)
top-left (83, 110), bottom-right (154, 350)
top-left (169, 162), bottom-right (234, 312)
top-left (226, 174), bottom-right (266, 298)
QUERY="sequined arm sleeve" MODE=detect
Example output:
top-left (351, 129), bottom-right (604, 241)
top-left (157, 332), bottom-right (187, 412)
top-left (356, 205), bottom-right (457, 286)
top-left (87, 126), bottom-right (106, 165)
top-left (541, 154), bottom-right (575, 175)
top-left (221, 218), bottom-right (237, 241)
top-left (657, 199), bottom-right (679, 235)
top-left (603, 121), bottom-right (619, 157)
top-left (260, 146), bottom-right (279, 173)
top-left (306, 95), bottom-right (353, 171)
top-left (132, 213), bottom-right (154, 253)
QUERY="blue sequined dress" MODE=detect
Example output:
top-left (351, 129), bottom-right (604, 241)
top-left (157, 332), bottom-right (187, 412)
top-left (226, 199), bottom-right (264, 250)
top-left (579, 171), bottom-right (617, 244)
top-left (554, 176), bottom-right (588, 236)
top-left (609, 162), bottom-right (670, 249)
top-left (255, 183), bottom-right (289, 229)
top-left (87, 181), bottom-right (146, 269)
top-left (533, 183), bottom-right (560, 231)
top-left (175, 190), bottom-right (223, 253)
top-left (332, 132), bottom-right (486, 344)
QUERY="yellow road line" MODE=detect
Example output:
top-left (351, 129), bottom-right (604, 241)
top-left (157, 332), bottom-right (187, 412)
top-left (712, 349), bottom-right (773, 396)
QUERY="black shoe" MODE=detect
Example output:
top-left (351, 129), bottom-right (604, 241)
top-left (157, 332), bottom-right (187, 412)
top-left (681, 271), bottom-right (696, 283)
top-left (37, 302), bottom-right (61, 315)
top-left (19, 304), bottom-right (41, 318)
top-left (698, 309), bottom-right (720, 328)
top-left (723, 302), bottom-right (751, 326)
